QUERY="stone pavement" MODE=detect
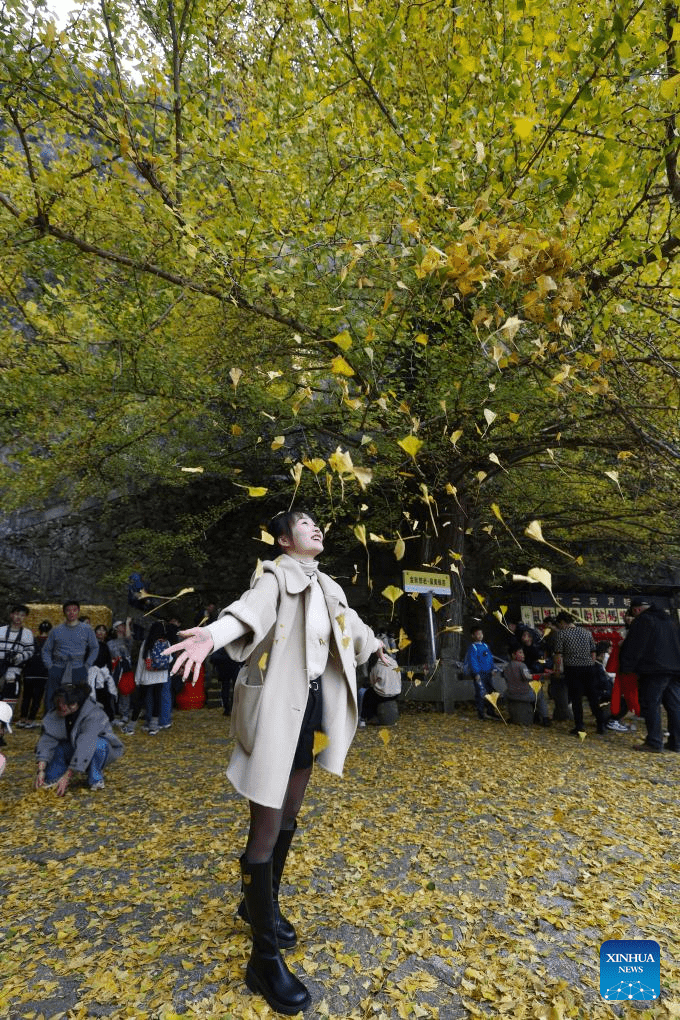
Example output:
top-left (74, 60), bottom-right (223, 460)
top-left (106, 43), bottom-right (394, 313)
top-left (0, 706), bottom-right (678, 1019)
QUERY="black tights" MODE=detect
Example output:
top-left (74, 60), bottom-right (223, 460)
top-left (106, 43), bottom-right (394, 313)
top-left (245, 766), bottom-right (312, 863)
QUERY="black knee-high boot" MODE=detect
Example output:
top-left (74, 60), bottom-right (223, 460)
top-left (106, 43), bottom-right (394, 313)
top-left (240, 855), bottom-right (310, 1016)
top-left (238, 825), bottom-right (297, 948)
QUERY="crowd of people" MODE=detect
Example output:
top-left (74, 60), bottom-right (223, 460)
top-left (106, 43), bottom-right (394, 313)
top-left (0, 600), bottom-right (187, 789)
top-left (461, 599), bottom-right (680, 755)
top-left (1, 558), bottom-right (679, 1015)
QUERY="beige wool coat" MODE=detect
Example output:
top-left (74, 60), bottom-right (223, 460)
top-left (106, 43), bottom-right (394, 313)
top-left (206, 555), bottom-right (380, 809)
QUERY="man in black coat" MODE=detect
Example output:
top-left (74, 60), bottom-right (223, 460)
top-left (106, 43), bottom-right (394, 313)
top-left (619, 597), bottom-right (680, 753)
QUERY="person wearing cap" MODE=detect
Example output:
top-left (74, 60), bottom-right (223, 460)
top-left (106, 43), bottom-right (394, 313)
top-left (107, 618), bottom-right (134, 724)
top-left (35, 681), bottom-right (124, 794)
top-left (0, 604), bottom-right (35, 720)
top-left (16, 621), bottom-right (52, 728)
top-left (41, 601), bottom-right (99, 713)
top-left (619, 597), bottom-right (680, 753)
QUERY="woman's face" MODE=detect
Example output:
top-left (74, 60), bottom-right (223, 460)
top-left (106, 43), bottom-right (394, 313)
top-left (55, 699), bottom-right (79, 717)
top-left (281, 515), bottom-right (324, 558)
top-left (95, 625), bottom-right (107, 641)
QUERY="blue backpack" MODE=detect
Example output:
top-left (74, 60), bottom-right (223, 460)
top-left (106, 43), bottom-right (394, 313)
top-left (147, 638), bottom-right (172, 671)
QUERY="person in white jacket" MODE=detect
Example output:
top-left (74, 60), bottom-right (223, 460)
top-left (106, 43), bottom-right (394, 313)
top-left (168, 510), bottom-right (388, 1016)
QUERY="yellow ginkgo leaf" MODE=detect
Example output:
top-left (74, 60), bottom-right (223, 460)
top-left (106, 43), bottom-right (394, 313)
top-left (398, 628), bottom-right (411, 649)
top-left (331, 329), bottom-right (353, 351)
top-left (331, 355), bottom-right (355, 376)
top-left (529, 680), bottom-right (543, 699)
top-left (181, 466), bottom-right (204, 473)
top-left (378, 728), bottom-right (391, 745)
top-left (605, 469), bottom-right (623, 496)
top-left (394, 537), bottom-right (406, 561)
top-left (313, 731), bottom-right (330, 756)
top-left (449, 430), bottom-right (463, 447)
top-left (527, 566), bottom-right (554, 595)
top-left (382, 585), bottom-right (404, 608)
top-left (271, 435), bottom-right (285, 450)
top-left (303, 457), bottom-right (326, 474)
top-left (235, 484), bottom-right (268, 497)
top-left (524, 519), bottom-right (577, 560)
top-left (258, 652), bottom-right (268, 672)
top-left (328, 447), bottom-right (354, 475)
top-left (229, 367), bottom-right (242, 388)
top-left (354, 524), bottom-right (367, 547)
top-left (398, 435), bottom-right (424, 459)
top-left (484, 691), bottom-right (506, 724)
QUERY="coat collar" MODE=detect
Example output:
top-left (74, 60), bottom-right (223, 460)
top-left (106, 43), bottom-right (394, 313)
top-left (263, 555), bottom-right (347, 605)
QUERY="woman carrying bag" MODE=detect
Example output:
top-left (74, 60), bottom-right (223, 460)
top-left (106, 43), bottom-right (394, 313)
top-left (168, 510), bottom-right (387, 1015)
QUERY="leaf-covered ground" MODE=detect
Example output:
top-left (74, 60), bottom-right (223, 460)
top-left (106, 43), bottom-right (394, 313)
top-left (0, 707), bottom-right (678, 1020)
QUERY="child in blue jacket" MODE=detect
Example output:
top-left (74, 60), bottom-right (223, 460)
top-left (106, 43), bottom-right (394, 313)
top-left (463, 626), bottom-right (496, 719)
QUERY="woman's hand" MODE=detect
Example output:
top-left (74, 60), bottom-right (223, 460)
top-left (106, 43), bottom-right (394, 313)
top-left (166, 627), bottom-right (214, 685)
top-left (377, 642), bottom-right (392, 666)
top-left (55, 769), bottom-right (72, 797)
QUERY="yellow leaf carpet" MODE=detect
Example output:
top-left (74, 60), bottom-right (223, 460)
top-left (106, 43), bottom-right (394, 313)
top-left (0, 708), bottom-right (678, 1019)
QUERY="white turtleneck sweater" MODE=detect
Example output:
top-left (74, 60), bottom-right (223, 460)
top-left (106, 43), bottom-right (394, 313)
top-left (206, 555), bottom-right (331, 684)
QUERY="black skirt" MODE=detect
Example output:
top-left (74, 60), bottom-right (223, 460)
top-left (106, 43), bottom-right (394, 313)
top-left (292, 678), bottom-right (324, 771)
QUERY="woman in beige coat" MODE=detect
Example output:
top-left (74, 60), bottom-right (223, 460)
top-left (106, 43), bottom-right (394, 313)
top-left (168, 510), bottom-right (386, 1016)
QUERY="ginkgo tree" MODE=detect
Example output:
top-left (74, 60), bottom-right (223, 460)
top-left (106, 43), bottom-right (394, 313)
top-left (2, 0), bottom-right (680, 675)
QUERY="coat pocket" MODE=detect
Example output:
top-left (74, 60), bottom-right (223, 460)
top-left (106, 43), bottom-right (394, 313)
top-left (231, 669), bottom-right (264, 753)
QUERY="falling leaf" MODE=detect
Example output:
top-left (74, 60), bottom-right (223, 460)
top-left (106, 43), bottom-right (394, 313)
top-left (258, 529), bottom-right (275, 545)
top-left (258, 652), bottom-right (268, 671)
top-left (229, 367), bottom-right (242, 388)
top-left (450, 430), bottom-right (463, 448)
top-left (354, 524), bottom-right (367, 547)
top-left (180, 466), bottom-right (204, 473)
top-left (271, 436), bottom-right (285, 450)
top-left (331, 329), bottom-right (353, 351)
top-left (529, 680), bottom-right (543, 704)
top-left (378, 728), bottom-right (391, 745)
top-left (483, 409), bottom-right (497, 427)
top-left (530, 567), bottom-right (554, 595)
top-left (394, 536), bottom-right (406, 561)
top-left (331, 355), bottom-right (355, 376)
top-left (398, 435), bottom-right (424, 459)
top-left (398, 628), bottom-right (411, 649)
top-left (524, 519), bottom-right (578, 560)
top-left (604, 469), bottom-right (623, 497)
top-left (234, 483), bottom-right (268, 497)
top-left (484, 691), bottom-right (506, 724)
top-left (313, 731), bottom-right (330, 756)
top-left (382, 585), bottom-right (404, 620)
top-left (303, 457), bottom-right (326, 474)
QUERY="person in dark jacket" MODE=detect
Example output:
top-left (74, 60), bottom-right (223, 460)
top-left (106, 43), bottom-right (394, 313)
top-left (619, 597), bottom-right (680, 753)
